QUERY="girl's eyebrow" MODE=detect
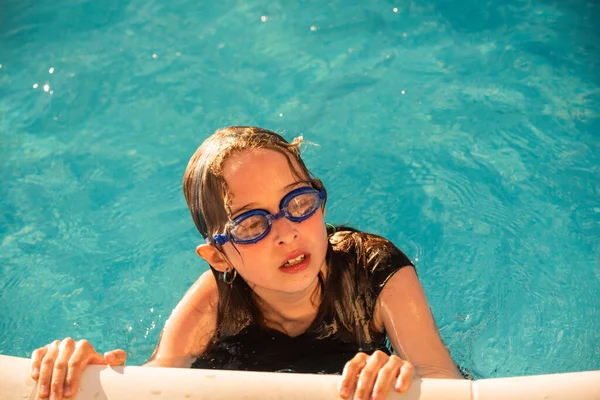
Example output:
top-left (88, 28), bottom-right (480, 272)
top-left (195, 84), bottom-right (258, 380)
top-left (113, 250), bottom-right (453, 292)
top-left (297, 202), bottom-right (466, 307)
top-left (230, 181), bottom-right (309, 216)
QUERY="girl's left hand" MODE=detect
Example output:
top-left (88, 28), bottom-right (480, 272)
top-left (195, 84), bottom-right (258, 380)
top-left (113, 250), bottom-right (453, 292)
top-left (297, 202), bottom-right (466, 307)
top-left (338, 351), bottom-right (414, 400)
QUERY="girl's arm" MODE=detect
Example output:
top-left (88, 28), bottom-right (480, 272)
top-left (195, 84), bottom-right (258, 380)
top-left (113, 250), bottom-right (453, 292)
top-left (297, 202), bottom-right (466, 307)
top-left (374, 267), bottom-right (463, 379)
top-left (145, 270), bottom-right (219, 368)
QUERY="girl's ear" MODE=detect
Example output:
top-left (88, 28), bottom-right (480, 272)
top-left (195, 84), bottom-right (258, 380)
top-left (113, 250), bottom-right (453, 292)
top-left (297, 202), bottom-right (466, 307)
top-left (196, 244), bottom-right (229, 272)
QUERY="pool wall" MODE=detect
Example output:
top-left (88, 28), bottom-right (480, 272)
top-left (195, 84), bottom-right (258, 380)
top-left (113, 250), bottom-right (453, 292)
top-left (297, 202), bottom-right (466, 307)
top-left (1, 355), bottom-right (598, 400)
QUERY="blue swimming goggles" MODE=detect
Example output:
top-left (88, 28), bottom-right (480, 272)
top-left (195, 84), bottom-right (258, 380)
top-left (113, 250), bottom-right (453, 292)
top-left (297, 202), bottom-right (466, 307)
top-left (212, 186), bottom-right (326, 245)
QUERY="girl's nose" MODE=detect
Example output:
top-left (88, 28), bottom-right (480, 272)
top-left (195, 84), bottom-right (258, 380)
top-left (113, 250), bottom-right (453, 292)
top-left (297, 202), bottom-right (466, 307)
top-left (272, 216), bottom-right (298, 245)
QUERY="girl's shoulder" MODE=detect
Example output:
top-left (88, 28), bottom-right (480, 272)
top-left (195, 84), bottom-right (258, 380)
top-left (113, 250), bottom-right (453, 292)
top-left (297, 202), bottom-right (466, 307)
top-left (181, 269), bottom-right (220, 314)
top-left (319, 227), bottom-right (415, 340)
top-left (148, 270), bottom-right (219, 366)
top-left (329, 227), bottom-right (415, 296)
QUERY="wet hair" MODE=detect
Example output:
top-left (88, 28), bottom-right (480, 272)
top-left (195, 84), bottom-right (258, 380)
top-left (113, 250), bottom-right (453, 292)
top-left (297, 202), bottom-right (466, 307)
top-left (183, 126), bottom-right (401, 349)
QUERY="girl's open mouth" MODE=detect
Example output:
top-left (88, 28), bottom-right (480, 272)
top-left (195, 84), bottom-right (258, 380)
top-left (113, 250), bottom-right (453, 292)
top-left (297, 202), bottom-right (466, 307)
top-left (280, 254), bottom-right (310, 274)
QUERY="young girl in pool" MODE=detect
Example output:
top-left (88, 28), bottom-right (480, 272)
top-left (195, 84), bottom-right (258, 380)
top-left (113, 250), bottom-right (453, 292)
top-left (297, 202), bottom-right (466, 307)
top-left (30, 126), bottom-right (463, 400)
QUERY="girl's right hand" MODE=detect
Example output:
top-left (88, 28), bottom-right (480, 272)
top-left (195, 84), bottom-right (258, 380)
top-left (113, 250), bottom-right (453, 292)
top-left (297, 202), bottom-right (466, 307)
top-left (30, 338), bottom-right (126, 399)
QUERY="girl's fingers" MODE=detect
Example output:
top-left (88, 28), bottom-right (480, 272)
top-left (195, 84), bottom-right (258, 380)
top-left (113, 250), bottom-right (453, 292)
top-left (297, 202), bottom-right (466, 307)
top-left (371, 356), bottom-right (403, 400)
top-left (55, 341), bottom-right (125, 399)
top-left (31, 339), bottom-right (111, 399)
top-left (37, 340), bottom-right (60, 398)
top-left (354, 351), bottom-right (389, 400)
top-left (63, 340), bottom-right (103, 398)
top-left (395, 360), bottom-right (415, 392)
top-left (49, 338), bottom-right (76, 400)
top-left (338, 352), bottom-right (368, 398)
top-left (339, 352), bottom-right (414, 400)
top-left (71, 340), bottom-right (103, 365)
top-left (30, 346), bottom-right (49, 379)
top-left (103, 349), bottom-right (127, 366)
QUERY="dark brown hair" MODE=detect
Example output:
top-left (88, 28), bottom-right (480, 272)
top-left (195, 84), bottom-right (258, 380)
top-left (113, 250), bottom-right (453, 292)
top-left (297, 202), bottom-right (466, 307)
top-left (183, 126), bottom-right (402, 349)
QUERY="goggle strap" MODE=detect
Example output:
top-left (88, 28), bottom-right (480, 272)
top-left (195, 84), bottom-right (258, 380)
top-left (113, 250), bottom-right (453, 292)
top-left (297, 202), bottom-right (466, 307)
top-left (213, 234), bottom-right (229, 246)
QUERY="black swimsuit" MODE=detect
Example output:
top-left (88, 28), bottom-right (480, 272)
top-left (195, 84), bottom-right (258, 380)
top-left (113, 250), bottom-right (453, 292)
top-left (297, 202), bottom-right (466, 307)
top-left (192, 240), bottom-right (414, 374)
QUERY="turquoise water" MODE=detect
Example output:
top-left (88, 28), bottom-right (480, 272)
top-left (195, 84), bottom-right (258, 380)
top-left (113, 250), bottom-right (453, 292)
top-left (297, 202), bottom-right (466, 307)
top-left (1, 0), bottom-right (599, 378)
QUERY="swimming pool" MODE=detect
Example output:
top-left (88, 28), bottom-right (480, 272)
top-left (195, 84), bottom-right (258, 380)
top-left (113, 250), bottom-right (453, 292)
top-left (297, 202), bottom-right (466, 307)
top-left (0, 0), bottom-right (598, 379)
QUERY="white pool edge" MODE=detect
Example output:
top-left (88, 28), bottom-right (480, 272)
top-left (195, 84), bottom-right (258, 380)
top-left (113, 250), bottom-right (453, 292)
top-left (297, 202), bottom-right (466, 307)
top-left (1, 355), bottom-right (598, 400)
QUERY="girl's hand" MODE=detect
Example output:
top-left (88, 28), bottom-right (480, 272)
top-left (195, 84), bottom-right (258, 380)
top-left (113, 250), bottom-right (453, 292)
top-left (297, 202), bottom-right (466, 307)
top-left (339, 351), bottom-right (414, 400)
top-left (30, 338), bottom-right (126, 399)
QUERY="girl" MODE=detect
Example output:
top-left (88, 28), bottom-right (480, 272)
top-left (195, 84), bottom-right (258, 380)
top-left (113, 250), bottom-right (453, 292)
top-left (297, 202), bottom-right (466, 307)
top-left (30, 126), bottom-right (463, 400)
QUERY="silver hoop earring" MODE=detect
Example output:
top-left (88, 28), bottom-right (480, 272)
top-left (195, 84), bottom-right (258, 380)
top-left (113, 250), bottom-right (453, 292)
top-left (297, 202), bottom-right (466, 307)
top-left (223, 268), bottom-right (237, 285)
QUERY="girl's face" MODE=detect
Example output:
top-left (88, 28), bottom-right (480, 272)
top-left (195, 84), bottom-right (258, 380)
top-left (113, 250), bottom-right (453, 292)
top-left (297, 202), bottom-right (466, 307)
top-left (218, 148), bottom-right (328, 299)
